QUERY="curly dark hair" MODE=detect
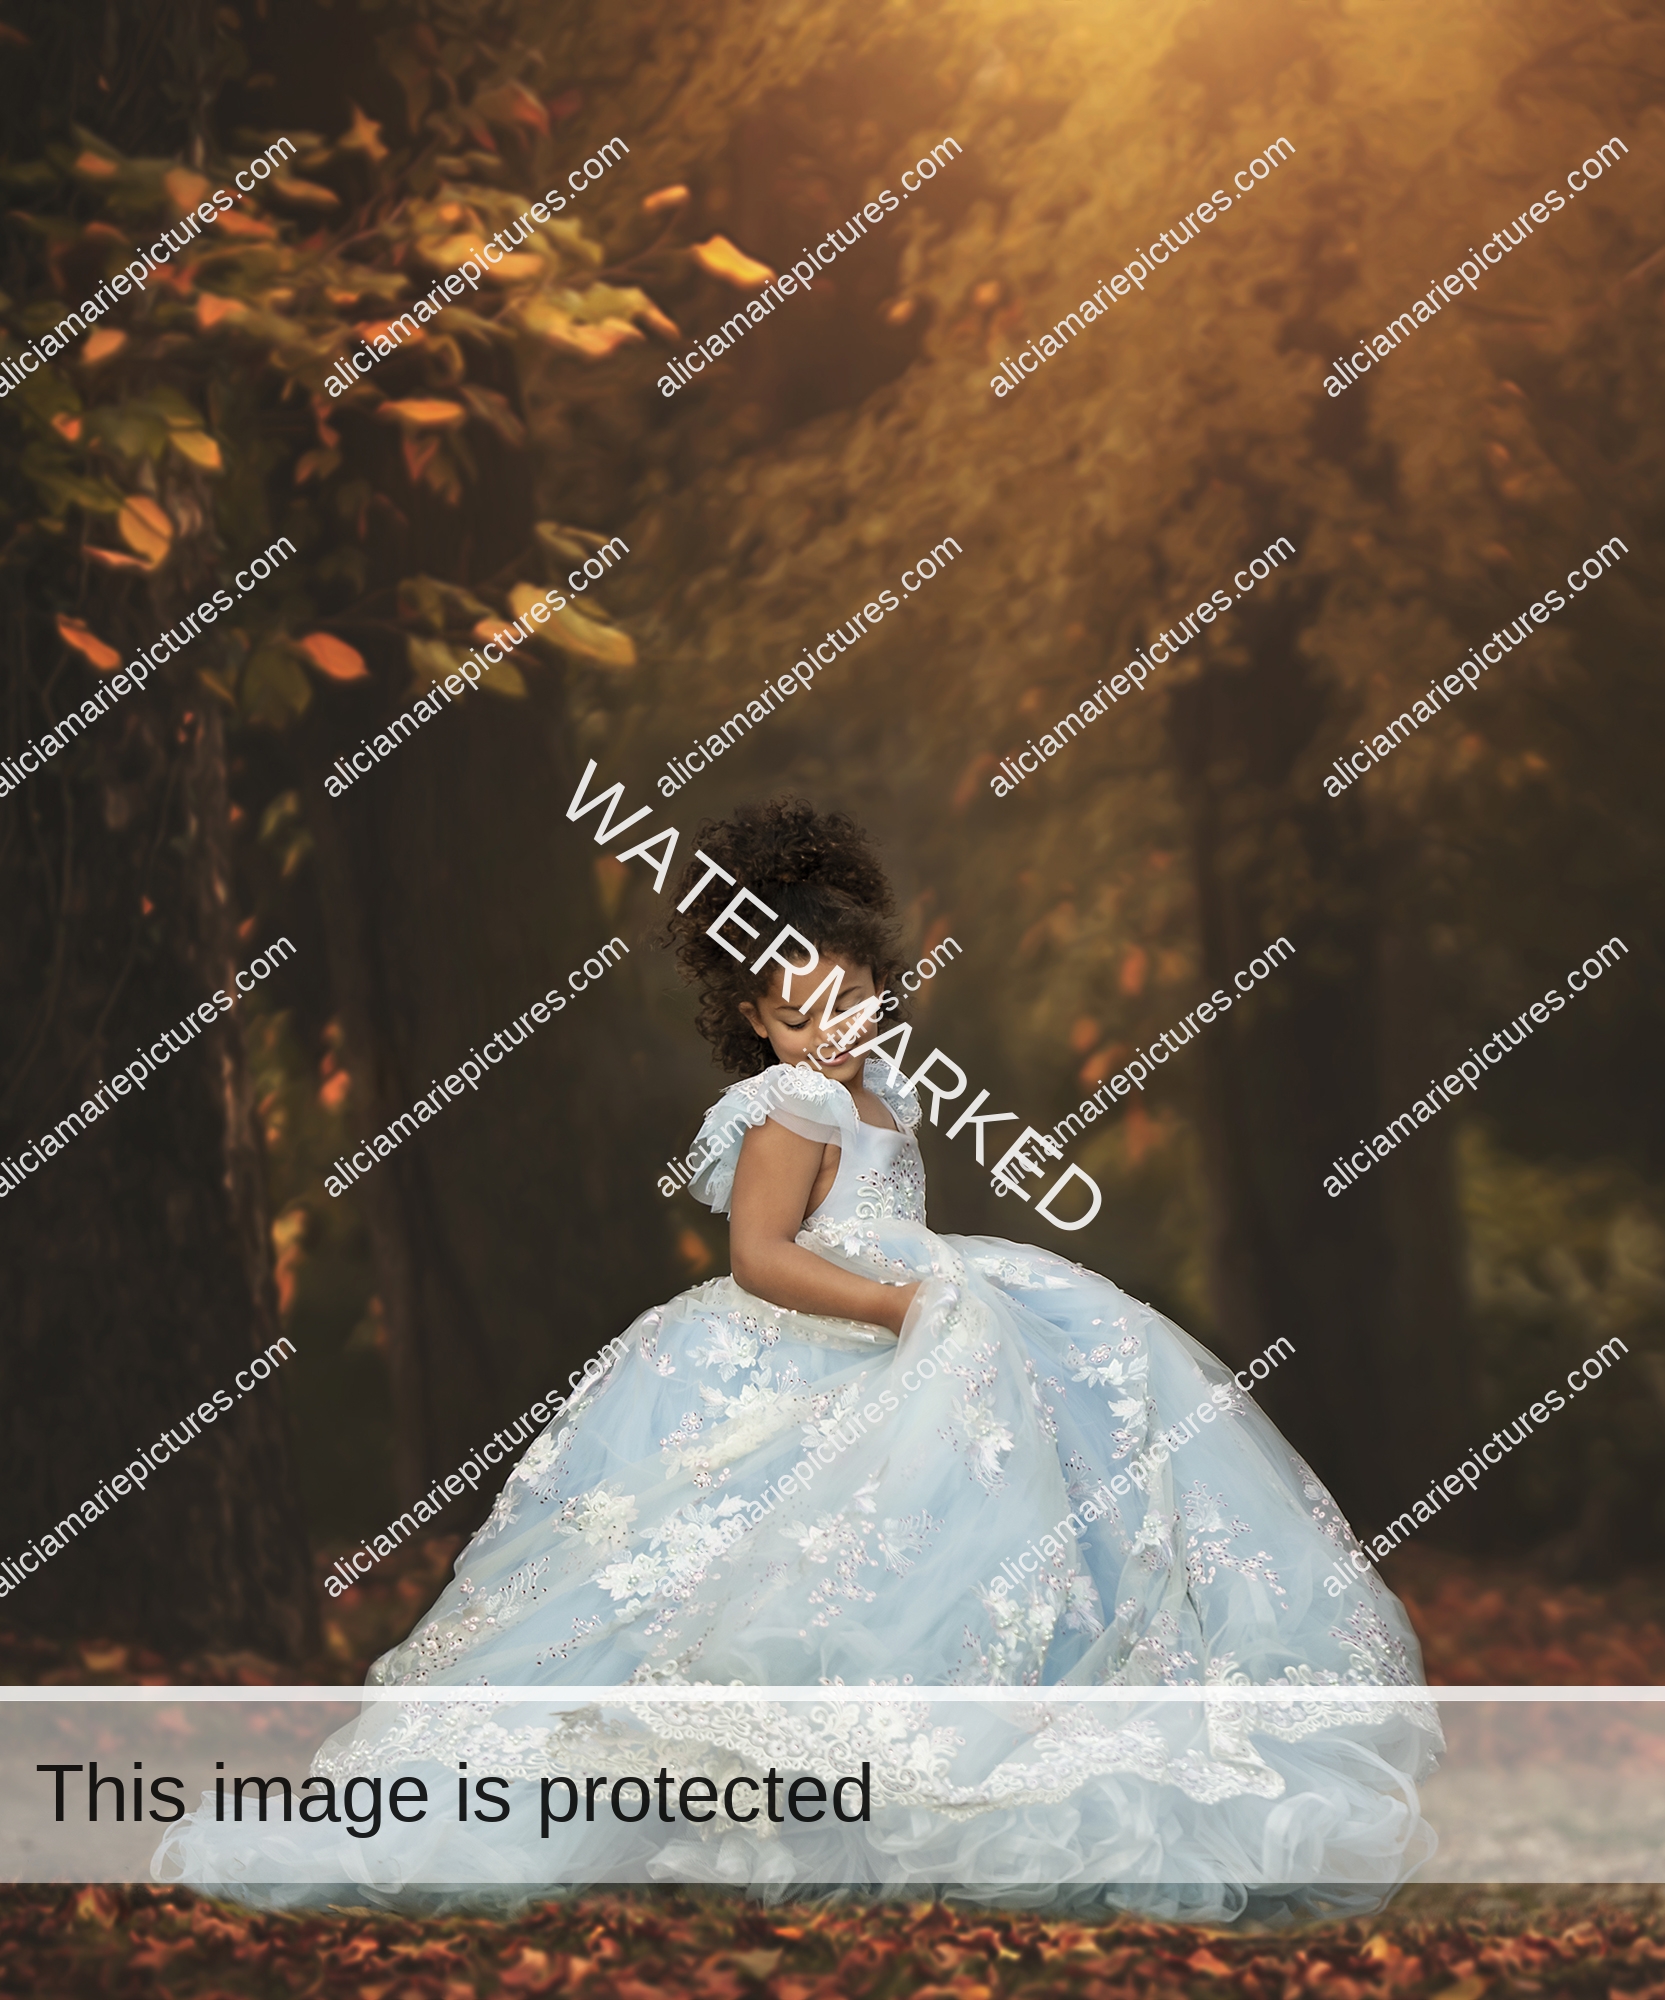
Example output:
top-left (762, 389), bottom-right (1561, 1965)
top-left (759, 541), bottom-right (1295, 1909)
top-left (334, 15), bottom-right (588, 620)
top-left (666, 799), bottom-right (904, 1077)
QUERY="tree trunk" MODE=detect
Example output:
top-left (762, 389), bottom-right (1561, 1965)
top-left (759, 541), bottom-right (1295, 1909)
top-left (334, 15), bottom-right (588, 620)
top-left (1168, 598), bottom-right (1480, 1530)
top-left (292, 675), bottom-right (683, 1508)
top-left (0, 604), bottom-right (318, 1659)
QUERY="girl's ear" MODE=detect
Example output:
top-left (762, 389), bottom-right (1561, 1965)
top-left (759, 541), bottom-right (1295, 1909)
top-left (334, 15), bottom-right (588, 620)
top-left (737, 997), bottom-right (770, 1039)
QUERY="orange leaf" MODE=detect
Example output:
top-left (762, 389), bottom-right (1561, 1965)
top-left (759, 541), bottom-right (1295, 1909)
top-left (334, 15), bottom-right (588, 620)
top-left (297, 633), bottom-right (369, 682)
top-left (676, 1228), bottom-right (713, 1274)
top-left (402, 435), bottom-right (440, 484)
top-left (500, 1946), bottom-right (556, 1991)
top-left (269, 175), bottom-right (341, 210)
top-left (1124, 1101), bottom-right (1158, 1165)
top-left (1080, 1043), bottom-right (1126, 1088)
top-left (214, 210), bottom-right (276, 240)
top-left (55, 615), bottom-right (122, 671)
top-left (690, 235), bottom-right (776, 288)
top-left (358, 318), bottom-right (425, 347)
top-left (1119, 945), bottom-right (1148, 996)
top-left (506, 84), bottom-right (549, 133)
top-left (485, 253), bottom-right (542, 283)
top-left (339, 103), bottom-right (389, 164)
top-left (85, 548), bottom-right (149, 572)
top-left (169, 430), bottom-right (223, 470)
top-left (50, 413), bottom-right (83, 442)
top-left (163, 166), bottom-right (212, 212)
top-left (555, 317), bottom-right (641, 358)
top-left (471, 616), bottom-right (528, 646)
top-left (72, 151), bottom-right (118, 181)
top-left (517, 299), bottom-right (643, 357)
top-left (479, 82), bottom-right (549, 135)
top-left (82, 328), bottom-right (126, 365)
top-left (196, 293), bottom-right (246, 329)
top-left (1187, 1948), bottom-right (1233, 1976)
top-left (72, 1886), bottom-right (118, 1926)
top-left (378, 398), bottom-right (467, 430)
top-left (117, 495), bottom-right (173, 567)
top-left (952, 752), bottom-right (997, 811)
top-left (642, 184), bottom-right (690, 215)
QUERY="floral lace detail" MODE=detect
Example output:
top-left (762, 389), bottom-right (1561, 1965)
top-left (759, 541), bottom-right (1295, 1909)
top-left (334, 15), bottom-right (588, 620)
top-left (690, 1318), bottom-right (760, 1379)
top-left (850, 1142), bottom-right (927, 1225)
top-left (1178, 1480), bottom-right (1289, 1604)
top-left (367, 1552), bottom-right (556, 1684)
top-left (1293, 1453), bottom-right (1384, 1592)
top-left (312, 1685), bottom-right (1438, 1819)
top-left (675, 1365), bottom-right (814, 1477)
top-left (1066, 1331), bottom-right (1148, 1425)
top-left (862, 1058), bottom-right (922, 1133)
top-left (784, 1491), bottom-right (945, 1633)
top-left (474, 1422), bottom-right (575, 1541)
top-left (796, 1211), bottom-right (917, 1278)
top-left (589, 1494), bottom-right (754, 1623)
top-left (1331, 1599), bottom-right (1420, 1686)
top-left (967, 1249), bottom-right (1074, 1290)
top-left (556, 1483), bottom-right (640, 1554)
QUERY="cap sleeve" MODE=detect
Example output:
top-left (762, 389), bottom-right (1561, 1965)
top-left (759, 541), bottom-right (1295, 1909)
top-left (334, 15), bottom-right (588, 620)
top-left (686, 1064), bottom-right (856, 1216)
top-left (864, 1054), bottom-right (922, 1134)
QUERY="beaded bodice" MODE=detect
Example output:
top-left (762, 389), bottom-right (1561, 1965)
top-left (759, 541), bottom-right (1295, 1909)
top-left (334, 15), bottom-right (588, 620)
top-left (807, 1113), bottom-right (928, 1228)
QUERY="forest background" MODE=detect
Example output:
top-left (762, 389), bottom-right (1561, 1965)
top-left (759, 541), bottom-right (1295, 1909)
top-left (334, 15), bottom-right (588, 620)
top-left (0, 0), bottom-right (1661, 1674)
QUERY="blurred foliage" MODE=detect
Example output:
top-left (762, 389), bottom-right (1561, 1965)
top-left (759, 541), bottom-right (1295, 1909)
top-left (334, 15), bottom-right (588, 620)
top-left (538, 0), bottom-right (1664, 1543)
top-left (576, 0), bottom-right (1664, 1088)
top-left (1460, 1128), bottom-right (1665, 1560)
top-left (0, 0), bottom-right (662, 729)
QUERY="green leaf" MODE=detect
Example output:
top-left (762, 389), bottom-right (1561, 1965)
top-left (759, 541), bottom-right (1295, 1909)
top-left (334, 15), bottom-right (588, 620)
top-left (535, 521), bottom-right (610, 564)
top-left (197, 667), bottom-right (239, 707)
top-left (458, 384), bottom-right (526, 447)
top-left (406, 634), bottom-right (461, 684)
top-left (540, 220), bottom-right (604, 268)
top-left (87, 405), bottom-right (172, 463)
top-left (243, 645), bottom-right (313, 725)
top-left (398, 577), bottom-right (492, 633)
top-left (141, 387), bottom-right (206, 430)
top-left (481, 659), bottom-right (527, 698)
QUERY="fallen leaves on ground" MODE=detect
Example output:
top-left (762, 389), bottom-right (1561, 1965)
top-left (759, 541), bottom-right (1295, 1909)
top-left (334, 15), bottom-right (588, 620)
top-left (1, 1884), bottom-right (1663, 2000)
top-left (1383, 1547), bottom-right (1665, 1684)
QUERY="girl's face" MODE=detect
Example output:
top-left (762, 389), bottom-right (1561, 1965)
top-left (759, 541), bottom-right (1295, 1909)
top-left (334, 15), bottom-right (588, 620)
top-left (738, 953), bottom-right (884, 1085)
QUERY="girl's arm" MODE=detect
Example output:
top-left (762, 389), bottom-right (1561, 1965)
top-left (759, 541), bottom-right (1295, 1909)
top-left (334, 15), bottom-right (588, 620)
top-left (729, 1117), bottom-right (919, 1335)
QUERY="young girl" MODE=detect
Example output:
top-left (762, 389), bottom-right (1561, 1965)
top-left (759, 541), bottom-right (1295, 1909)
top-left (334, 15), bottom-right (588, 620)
top-left (159, 801), bottom-right (1439, 1918)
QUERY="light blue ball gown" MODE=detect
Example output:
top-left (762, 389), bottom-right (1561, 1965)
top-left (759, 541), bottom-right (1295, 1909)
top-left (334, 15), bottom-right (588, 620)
top-left (156, 1058), bottom-right (1439, 1920)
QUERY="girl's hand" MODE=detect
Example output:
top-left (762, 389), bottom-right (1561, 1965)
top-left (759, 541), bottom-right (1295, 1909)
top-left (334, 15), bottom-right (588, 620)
top-left (877, 1281), bottom-right (921, 1336)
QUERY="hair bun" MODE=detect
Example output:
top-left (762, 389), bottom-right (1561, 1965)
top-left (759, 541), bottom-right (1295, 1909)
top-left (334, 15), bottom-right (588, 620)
top-left (733, 798), bottom-right (892, 906)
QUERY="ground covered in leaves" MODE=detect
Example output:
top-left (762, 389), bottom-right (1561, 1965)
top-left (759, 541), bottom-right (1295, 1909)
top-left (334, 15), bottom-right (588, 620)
top-left (5, 1550), bottom-right (1663, 1995)
top-left (4, 1884), bottom-right (1665, 2000)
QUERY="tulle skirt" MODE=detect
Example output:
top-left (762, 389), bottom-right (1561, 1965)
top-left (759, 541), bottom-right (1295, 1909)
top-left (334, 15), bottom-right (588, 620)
top-left (155, 1226), bottom-right (1441, 1918)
